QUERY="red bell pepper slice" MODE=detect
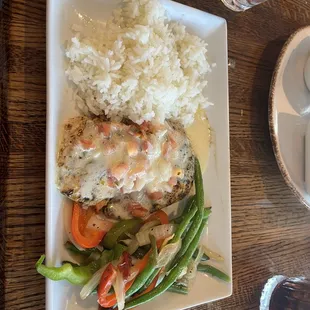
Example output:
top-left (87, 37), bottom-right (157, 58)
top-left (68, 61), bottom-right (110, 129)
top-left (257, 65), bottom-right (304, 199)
top-left (71, 202), bottom-right (105, 249)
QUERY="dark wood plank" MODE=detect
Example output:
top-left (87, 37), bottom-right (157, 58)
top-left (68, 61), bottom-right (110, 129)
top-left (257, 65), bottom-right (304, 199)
top-left (1, 0), bottom-right (310, 309)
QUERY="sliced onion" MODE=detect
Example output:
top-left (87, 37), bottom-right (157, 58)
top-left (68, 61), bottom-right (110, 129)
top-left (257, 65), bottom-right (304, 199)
top-left (160, 234), bottom-right (175, 250)
top-left (119, 237), bottom-right (138, 255)
top-left (113, 270), bottom-right (125, 310)
top-left (87, 250), bottom-right (101, 262)
top-left (125, 232), bottom-right (135, 239)
top-left (63, 202), bottom-right (85, 251)
top-left (131, 255), bottom-right (138, 264)
top-left (120, 239), bottom-right (132, 246)
top-left (187, 246), bottom-right (204, 280)
top-left (177, 266), bottom-right (188, 280)
top-left (139, 220), bottom-right (160, 232)
top-left (96, 245), bottom-right (104, 252)
top-left (195, 246), bottom-right (204, 265)
top-left (157, 270), bottom-right (165, 286)
top-left (156, 239), bottom-right (181, 268)
top-left (203, 246), bottom-right (224, 262)
top-left (127, 266), bottom-right (139, 282)
top-left (175, 276), bottom-right (189, 288)
top-left (136, 224), bottom-right (176, 246)
top-left (80, 264), bottom-right (108, 300)
top-left (86, 214), bottom-right (114, 232)
top-left (186, 259), bottom-right (197, 281)
top-left (127, 238), bottom-right (139, 255)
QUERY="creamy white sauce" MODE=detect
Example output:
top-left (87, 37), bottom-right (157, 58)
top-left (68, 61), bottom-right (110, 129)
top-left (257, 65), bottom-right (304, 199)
top-left (185, 112), bottom-right (211, 173)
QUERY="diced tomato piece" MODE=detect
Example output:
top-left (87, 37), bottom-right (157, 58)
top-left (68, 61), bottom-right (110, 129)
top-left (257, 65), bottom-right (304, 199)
top-left (142, 140), bottom-right (153, 154)
top-left (128, 126), bottom-right (143, 139)
top-left (127, 202), bottom-right (149, 218)
top-left (128, 125), bottom-right (138, 135)
top-left (151, 123), bottom-right (166, 132)
top-left (98, 123), bottom-right (111, 137)
top-left (140, 121), bottom-right (151, 132)
top-left (127, 140), bottom-right (139, 157)
top-left (107, 177), bottom-right (117, 188)
top-left (162, 141), bottom-right (170, 157)
top-left (102, 141), bottom-right (116, 155)
top-left (145, 210), bottom-right (169, 225)
top-left (148, 191), bottom-right (163, 201)
top-left (168, 133), bottom-right (178, 149)
top-left (110, 163), bottom-right (129, 180)
top-left (111, 122), bottom-right (123, 130)
top-left (80, 139), bottom-right (95, 149)
top-left (168, 177), bottom-right (178, 186)
top-left (128, 156), bottom-right (148, 177)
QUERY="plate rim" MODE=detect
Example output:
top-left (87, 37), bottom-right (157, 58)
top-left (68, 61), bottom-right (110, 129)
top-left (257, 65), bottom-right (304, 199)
top-left (269, 25), bottom-right (310, 210)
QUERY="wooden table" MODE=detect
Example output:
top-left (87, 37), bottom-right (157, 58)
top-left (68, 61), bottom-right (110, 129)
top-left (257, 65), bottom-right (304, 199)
top-left (1, 0), bottom-right (310, 309)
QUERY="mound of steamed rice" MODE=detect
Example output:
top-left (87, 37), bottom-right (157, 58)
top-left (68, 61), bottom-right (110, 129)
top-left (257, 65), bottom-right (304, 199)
top-left (65, 0), bottom-right (212, 127)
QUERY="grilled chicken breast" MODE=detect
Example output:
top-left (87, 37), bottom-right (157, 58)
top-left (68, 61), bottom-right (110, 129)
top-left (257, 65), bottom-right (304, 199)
top-left (57, 116), bottom-right (194, 216)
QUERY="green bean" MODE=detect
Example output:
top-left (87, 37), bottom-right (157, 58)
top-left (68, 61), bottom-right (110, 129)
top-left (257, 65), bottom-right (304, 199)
top-left (125, 218), bottom-right (207, 309)
top-left (184, 196), bottom-right (195, 214)
top-left (138, 268), bottom-right (160, 293)
top-left (165, 204), bottom-right (198, 272)
top-left (172, 196), bottom-right (195, 224)
top-left (197, 264), bottom-right (230, 282)
top-left (170, 204), bottom-right (197, 244)
top-left (168, 211), bottom-right (203, 270)
top-left (194, 158), bottom-right (204, 213)
top-left (126, 235), bottom-right (158, 297)
top-left (192, 249), bottom-right (209, 262)
top-left (167, 284), bottom-right (188, 295)
top-left (203, 207), bottom-right (212, 219)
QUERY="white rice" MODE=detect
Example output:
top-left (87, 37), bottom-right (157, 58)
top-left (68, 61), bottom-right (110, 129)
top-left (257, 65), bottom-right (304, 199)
top-left (65, 0), bottom-right (212, 127)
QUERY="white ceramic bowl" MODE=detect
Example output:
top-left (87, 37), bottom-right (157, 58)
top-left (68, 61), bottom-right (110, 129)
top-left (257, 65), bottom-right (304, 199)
top-left (269, 26), bottom-right (310, 208)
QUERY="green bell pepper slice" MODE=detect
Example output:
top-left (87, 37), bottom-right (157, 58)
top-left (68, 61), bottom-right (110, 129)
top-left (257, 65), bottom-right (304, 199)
top-left (102, 218), bottom-right (142, 249)
top-left (36, 249), bottom-right (114, 285)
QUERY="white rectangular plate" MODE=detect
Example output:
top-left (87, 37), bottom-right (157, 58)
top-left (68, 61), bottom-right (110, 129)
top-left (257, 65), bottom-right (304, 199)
top-left (46, 1), bottom-right (231, 309)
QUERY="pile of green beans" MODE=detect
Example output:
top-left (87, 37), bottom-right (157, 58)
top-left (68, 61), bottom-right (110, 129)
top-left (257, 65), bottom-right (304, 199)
top-left (125, 159), bottom-right (207, 309)
top-left (122, 158), bottom-right (230, 307)
top-left (125, 218), bottom-right (208, 309)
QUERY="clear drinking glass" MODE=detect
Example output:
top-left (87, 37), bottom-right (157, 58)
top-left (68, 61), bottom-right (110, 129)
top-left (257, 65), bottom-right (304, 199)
top-left (221, 0), bottom-right (267, 11)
